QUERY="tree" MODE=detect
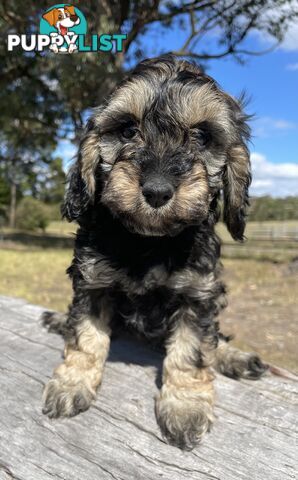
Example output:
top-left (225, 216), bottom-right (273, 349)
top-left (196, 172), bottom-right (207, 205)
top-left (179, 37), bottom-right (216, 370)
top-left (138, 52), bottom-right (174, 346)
top-left (1, 0), bottom-right (297, 226)
top-left (0, 23), bottom-right (65, 226)
top-left (249, 196), bottom-right (298, 221)
top-left (1, 1), bottom-right (297, 136)
top-left (37, 157), bottom-right (66, 205)
top-left (0, 135), bottom-right (58, 228)
top-left (103, 1), bottom-right (298, 63)
top-left (0, 166), bottom-right (10, 223)
top-left (16, 197), bottom-right (50, 232)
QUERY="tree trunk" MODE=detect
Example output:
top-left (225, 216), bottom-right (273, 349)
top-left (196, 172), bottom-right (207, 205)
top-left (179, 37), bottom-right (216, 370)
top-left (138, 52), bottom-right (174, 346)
top-left (9, 181), bottom-right (17, 228)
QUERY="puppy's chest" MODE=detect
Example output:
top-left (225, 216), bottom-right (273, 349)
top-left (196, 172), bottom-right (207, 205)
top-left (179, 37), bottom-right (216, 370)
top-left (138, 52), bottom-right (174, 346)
top-left (79, 253), bottom-right (219, 338)
top-left (80, 255), bottom-right (173, 296)
top-left (111, 284), bottom-right (176, 340)
top-left (80, 257), bottom-right (178, 338)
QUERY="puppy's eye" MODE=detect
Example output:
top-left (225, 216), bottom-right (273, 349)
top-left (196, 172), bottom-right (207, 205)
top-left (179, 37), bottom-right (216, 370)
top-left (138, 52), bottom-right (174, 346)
top-left (121, 124), bottom-right (138, 140)
top-left (58, 14), bottom-right (63, 20)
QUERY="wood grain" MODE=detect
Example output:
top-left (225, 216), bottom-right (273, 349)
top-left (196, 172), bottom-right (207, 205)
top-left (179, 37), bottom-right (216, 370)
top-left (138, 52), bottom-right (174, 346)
top-left (0, 295), bottom-right (297, 480)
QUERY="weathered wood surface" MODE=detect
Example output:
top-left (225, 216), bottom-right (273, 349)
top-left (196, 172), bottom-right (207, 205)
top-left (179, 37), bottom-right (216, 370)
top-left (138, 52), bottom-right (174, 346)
top-left (0, 295), bottom-right (297, 480)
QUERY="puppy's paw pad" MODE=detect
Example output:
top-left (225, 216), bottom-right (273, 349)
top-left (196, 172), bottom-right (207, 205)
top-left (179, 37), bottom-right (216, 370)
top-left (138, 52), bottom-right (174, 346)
top-left (156, 397), bottom-right (213, 451)
top-left (42, 378), bottom-right (94, 418)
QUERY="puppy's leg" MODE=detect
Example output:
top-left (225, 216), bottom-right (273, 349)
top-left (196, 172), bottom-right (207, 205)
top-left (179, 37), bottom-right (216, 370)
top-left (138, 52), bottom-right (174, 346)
top-left (214, 335), bottom-right (268, 380)
top-left (43, 295), bottom-right (111, 418)
top-left (156, 308), bottom-right (215, 450)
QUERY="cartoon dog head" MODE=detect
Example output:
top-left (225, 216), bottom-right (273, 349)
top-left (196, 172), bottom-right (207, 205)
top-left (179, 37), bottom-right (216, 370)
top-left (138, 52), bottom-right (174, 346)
top-left (42, 5), bottom-right (80, 35)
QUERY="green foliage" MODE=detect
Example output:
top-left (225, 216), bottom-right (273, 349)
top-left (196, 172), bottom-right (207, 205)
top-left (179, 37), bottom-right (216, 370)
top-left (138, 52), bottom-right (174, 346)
top-left (249, 197), bottom-right (298, 221)
top-left (1, 1), bottom-right (297, 138)
top-left (16, 197), bottom-right (50, 232)
top-left (38, 157), bottom-right (66, 204)
top-left (46, 204), bottom-right (62, 222)
top-left (1, 1), bottom-right (297, 227)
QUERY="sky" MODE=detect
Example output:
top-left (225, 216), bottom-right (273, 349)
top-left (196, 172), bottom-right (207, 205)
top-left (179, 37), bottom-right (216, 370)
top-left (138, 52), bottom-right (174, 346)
top-left (56, 12), bottom-right (298, 198)
top-left (207, 34), bottom-right (298, 197)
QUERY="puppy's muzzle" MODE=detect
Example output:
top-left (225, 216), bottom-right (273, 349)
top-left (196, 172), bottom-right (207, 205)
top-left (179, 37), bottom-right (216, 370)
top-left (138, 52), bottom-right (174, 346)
top-left (142, 177), bottom-right (174, 208)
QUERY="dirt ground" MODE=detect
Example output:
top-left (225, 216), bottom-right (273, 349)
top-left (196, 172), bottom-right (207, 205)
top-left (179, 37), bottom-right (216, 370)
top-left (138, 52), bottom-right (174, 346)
top-left (0, 245), bottom-right (297, 373)
top-left (221, 258), bottom-right (298, 373)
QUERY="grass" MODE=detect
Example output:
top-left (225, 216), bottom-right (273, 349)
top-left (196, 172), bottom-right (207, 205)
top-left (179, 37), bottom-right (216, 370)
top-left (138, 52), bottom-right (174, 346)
top-left (215, 220), bottom-right (298, 243)
top-left (0, 220), bottom-right (297, 372)
top-left (0, 248), bottom-right (72, 312)
top-left (216, 221), bottom-right (298, 262)
top-left (3, 220), bottom-right (297, 239)
top-left (45, 221), bottom-right (77, 236)
top-left (223, 258), bottom-right (298, 308)
top-left (3, 220), bottom-right (297, 262)
top-left (46, 221), bottom-right (298, 262)
top-left (220, 258), bottom-right (298, 372)
top-left (1, 220), bottom-right (76, 238)
top-left (45, 220), bottom-right (298, 239)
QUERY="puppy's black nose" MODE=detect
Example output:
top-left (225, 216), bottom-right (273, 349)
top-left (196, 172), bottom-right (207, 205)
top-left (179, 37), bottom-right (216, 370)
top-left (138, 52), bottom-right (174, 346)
top-left (142, 180), bottom-right (174, 208)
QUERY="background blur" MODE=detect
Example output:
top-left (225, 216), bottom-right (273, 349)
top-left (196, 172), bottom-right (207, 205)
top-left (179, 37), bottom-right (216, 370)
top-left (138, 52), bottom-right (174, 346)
top-left (0, 1), bottom-right (297, 372)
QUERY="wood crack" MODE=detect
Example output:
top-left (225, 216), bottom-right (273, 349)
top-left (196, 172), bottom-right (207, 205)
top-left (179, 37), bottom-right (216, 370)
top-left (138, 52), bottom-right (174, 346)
top-left (1, 296), bottom-right (297, 480)
top-left (92, 404), bottom-right (162, 441)
top-left (0, 463), bottom-right (21, 480)
top-left (0, 325), bottom-right (61, 351)
top-left (217, 405), bottom-right (293, 437)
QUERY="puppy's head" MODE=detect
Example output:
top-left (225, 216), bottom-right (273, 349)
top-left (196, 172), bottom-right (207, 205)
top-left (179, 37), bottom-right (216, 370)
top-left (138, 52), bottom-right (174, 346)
top-left (63, 56), bottom-right (251, 240)
top-left (42, 5), bottom-right (80, 29)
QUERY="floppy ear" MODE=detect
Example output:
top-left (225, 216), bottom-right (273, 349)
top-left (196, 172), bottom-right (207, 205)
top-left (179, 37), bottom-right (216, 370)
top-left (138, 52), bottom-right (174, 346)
top-left (65, 5), bottom-right (76, 16)
top-left (222, 94), bottom-right (252, 241)
top-left (223, 143), bottom-right (251, 241)
top-left (42, 9), bottom-right (56, 26)
top-left (61, 121), bottom-right (100, 222)
top-left (61, 162), bottom-right (91, 221)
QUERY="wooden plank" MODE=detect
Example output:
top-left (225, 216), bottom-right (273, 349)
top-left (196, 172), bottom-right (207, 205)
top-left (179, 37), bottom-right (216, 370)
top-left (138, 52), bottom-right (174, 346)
top-left (0, 295), bottom-right (297, 480)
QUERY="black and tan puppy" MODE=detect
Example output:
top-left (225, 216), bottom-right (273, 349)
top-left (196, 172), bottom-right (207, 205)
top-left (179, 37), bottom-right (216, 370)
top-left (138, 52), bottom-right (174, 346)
top-left (42, 55), bottom-right (267, 450)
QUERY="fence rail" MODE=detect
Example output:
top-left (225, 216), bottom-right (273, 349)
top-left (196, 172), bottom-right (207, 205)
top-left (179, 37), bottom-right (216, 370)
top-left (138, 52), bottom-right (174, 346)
top-left (216, 223), bottom-right (298, 244)
top-left (247, 227), bottom-right (298, 242)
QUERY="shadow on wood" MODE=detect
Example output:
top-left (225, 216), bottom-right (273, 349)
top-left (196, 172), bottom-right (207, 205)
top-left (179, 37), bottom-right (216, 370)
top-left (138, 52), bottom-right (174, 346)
top-left (0, 295), bottom-right (297, 480)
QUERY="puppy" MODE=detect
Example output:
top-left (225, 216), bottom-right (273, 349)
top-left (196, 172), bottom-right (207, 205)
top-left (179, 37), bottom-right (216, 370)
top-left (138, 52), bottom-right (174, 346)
top-left (42, 55), bottom-right (267, 450)
top-left (42, 5), bottom-right (80, 53)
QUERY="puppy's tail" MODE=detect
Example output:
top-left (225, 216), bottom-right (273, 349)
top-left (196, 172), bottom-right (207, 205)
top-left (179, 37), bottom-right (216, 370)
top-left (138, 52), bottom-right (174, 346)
top-left (267, 364), bottom-right (298, 382)
top-left (41, 311), bottom-right (68, 337)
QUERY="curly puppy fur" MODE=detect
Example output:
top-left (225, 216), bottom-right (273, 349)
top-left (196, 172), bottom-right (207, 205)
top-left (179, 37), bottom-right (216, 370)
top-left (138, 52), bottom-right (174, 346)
top-left (42, 55), bottom-right (268, 450)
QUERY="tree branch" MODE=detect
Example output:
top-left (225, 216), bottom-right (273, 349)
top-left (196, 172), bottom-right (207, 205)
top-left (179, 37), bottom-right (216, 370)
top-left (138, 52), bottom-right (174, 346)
top-left (153, 0), bottom-right (216, 23)
top-left (169, 40), bottom-right (280, 60)
top-left (123, 0), bottom-right (216, 54)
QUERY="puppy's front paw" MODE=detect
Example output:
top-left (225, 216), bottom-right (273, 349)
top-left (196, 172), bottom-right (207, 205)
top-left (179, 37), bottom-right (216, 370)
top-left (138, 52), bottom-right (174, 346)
top-left (155, 387), bottom-right (214, 450)
top-left (42, 377), bottom-right (94, 418)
